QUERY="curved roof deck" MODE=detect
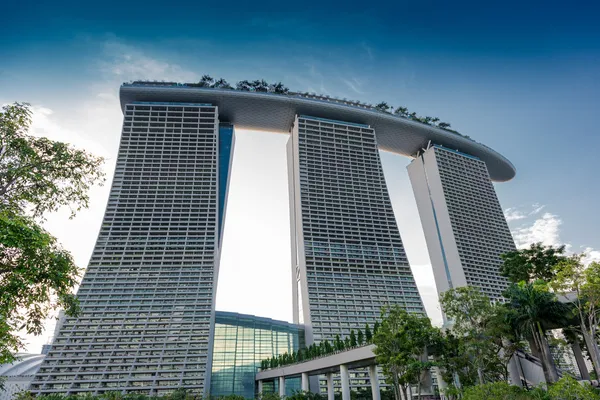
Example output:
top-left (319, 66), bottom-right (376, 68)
top-left (120, 84), bottom-right (515, 182)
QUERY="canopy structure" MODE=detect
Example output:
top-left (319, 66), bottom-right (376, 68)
top-left (120, 84), bottom-right (516, 182)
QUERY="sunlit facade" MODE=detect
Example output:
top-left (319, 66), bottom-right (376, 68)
top-left (31, 103), bottom-right (235, 396)
top-left (408, 144), bottom-right (514, 302)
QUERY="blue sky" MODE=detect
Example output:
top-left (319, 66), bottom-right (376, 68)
top-left (2, 0), bottom-right (599, 351)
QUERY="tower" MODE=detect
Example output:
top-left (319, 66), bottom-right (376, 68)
top-left (407, 144), bottom-right (515, 302)
top-left (288, 115), bottom-right (425, 345)
top-left (31, 102), bottom-right (234, 395)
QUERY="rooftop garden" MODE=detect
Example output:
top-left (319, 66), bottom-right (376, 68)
top-left (126, 75), bottom-right (471, 140)
top-left (259, 323), bottom-right (377, 371)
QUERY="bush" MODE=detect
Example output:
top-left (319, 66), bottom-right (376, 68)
top-left (462, 382), bottom-right (542, 400)
top-left (548, 376), bottom-right (600, 400)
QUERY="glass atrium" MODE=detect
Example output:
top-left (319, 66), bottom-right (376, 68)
top-left (210, 311), bottom-right (304, 398)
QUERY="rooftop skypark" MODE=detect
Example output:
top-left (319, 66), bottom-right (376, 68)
top-left (124, 75), bottom-right (466, 137)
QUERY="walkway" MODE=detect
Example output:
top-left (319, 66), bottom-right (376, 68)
top-left (256, 345), bottom-right (378, 400)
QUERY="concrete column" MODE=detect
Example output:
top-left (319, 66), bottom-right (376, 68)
top-left (507, 354), bottom-right (523, 388)
top-left (340, 364), bottom-right (351, 400)
top-left (302, 372), bottom-right (309, 392)
top-left (258, 380), bottom-right (263, 395)
top-left (368, 365), bottom-right (380, 400)
top-left (502, 338), bottom-right (523, 388)
top-left (326, 373), bottom-right (335, 400)
top-left (279, 376), bottom-right (286, 397)
top-left (572, 339), bottom-right (591, 380)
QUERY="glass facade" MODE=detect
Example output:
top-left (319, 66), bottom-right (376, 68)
top-left (210, 311), bottom-right (304, 399)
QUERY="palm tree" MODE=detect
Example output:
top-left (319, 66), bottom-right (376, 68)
top-left (199, 74), bottom-right (214, 87)
top-left (236, 80), bottom-right (252, 91)
top-left (271, 82), bottom-right (289, 94)
top-left (375, 102), bottom-right (392, 113)
top-left (502, 281), bottom-right (570, 383)
top-left (394, 106), bottom-right (408, 116)
top-left (212, 78), bottom-right (232, 89)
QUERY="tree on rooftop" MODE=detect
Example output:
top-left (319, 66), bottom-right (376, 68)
top-left (357, 329), bottom-right (364, 345)
top-left (334, 334), bottom-right (343, 351)
top-left (251, 79), bottom-right (270, 92)
top-left (212, 78), bottom-right (232, 89)
top-left (438, 122), bottom-right (451, 129)
top-left (198, 74), bottom-right (214, 87)
top-left (271, 82), bottom-right (289, 94)
top-left (0, 103), bottom-right (105, 364)
top-left (365, 323), bottom-right (373, 342)
top-left (394, 106), bottom-right (408, 116)
top-left (236, 80), bottom-right (252, 91)
top-left (375, 102), bottom-right (392, 113)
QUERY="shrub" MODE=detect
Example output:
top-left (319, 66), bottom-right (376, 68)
top-left (462, 382), bottom-right (538, 400)
top-left (547, 376), bottom-right (600, 400)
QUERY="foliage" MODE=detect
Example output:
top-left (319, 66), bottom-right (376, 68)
top-left (462, 382), bottom-right (550, 400)
top-left (439, 286), bottom-right (508, 385)
top-left (373, 305), bottom-right (441, 400)
top-left (547, 376), bottom-right (600, 400)
top-left (500, 243), bottom-right (567, 284)
top-left (287, 391), bottom-right (326, 400)
top-left (0, 211), bottom-right (81, 363)
top-left (258, 393), bottom-right (283, 400)
top-left (260, 324), bottom-right (375, 370)
top-left (1, 102), bottom-right (104, 364)
top-left (0, 103), bottom-right (105, 218)
top-left (502, 281), bottom-right (570, 383)
top-left (131, 77), bottom-right (467, 136)
top-left (552, 256), bottom-right (600, 378)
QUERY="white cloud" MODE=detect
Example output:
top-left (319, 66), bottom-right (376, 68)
top-left (582, 248), bottom-right (600, 265)
top-left (100, 41), bottom-right (200, 83)
top-left (340, 77), bottom-right (364, 94)
top-left (529, 203), bottom-right (546, 215)
top-left (512, 212), bottom-right (563, 248)
top-left (508, 206), bottom-right (599, 266)
top-left (504, 207), bottom-right (527, 222)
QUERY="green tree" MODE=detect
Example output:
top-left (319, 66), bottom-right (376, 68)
top-left (0, 103), bottom-right (105, 364)
top-left (375, 102), bottom-right (392, 113)
top-left (373, 305), bottom-right (440, 400)
top-left (552, 256), bottom-right (600, 378)
top-left (462, 382), bottom-right (548, 400)
top-left (374, 321), bottom-right (380, 335)
top-left (500, 243), bottom-right (567, 284)
top-left (365, 323), bottom-right (373, 342)
top-left (547, 376), bottom-right (600, 399)
top-left (198, 75), bottom-right (214, 87)
top-left (440, 286), bottom-right (508, 385)
top-left (344, 336), bottom-right (351, 349)
top-left (334, 334), bottom-right (344, 351)
top-left (357, 329), bottom-right (364, 346)
top-left (394, 106), bottom-right (408, 117)
top-left (212, 78), bottom-right (232, 89)
top-left (1, 103), bottom-right (105, 217)
top-left (350, 329), bottom-right (358, 347)
top-left (502, 281), bottom-right (570, 383)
